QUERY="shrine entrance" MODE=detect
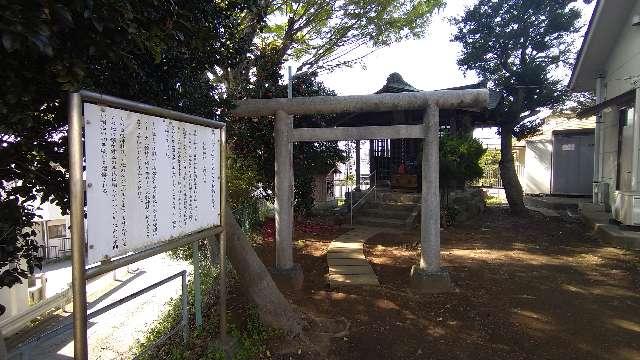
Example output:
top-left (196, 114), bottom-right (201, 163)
top-left (231, 89), bottom-right (490, 292)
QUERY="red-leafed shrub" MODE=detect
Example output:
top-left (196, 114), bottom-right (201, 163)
top-left (261, 218), bottom-right (339, 241)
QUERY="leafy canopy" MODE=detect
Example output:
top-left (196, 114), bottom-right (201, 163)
top-left (450, 0), bottom-right (582, 133)
top-left (439, 135), bottom-right (486, 190)
top-left (0, 0), bottom-right (256, 301)
top-left (227, 71), bottom-right (346, 216)
top-left (266, 0), bottom-right (445, 71)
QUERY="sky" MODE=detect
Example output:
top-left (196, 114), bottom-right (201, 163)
top-left (318, 0), bottom-right (597, 160)
top-left (314, 0), bottom-right (596, 96)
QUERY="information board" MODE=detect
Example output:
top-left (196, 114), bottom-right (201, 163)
top-left (84, 103), bottom-right (221, 265)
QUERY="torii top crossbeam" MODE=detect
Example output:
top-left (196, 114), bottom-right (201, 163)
top-left (230, 89), bottom-right (489, 117)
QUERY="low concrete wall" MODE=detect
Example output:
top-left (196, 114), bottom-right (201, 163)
top-left (0, 280), bottom-right (28, 323)
top-left (445, 188), bottom-right (486, 223)
top-left (580, 202), bottom-right (640, 250)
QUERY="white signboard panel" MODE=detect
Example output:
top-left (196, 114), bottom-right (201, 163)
top-left (84, 103), bottom-right (221, 265)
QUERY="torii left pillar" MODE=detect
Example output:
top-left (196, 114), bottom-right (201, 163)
top-left (410, 104), bottom-right (453, 293)
top-left (272, 110), bottom-right (304, 289)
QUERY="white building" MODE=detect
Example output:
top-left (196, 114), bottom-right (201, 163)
top-left (570, 0), bottom-right (640, 225)
top-left (1, 201), bottom-right (68, 322)
top-left (519, 114), bottom-right (596, 195)
top-left (32, 201), bottom-right (71, 260)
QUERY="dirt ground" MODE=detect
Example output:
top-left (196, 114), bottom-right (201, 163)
top-left (255, 207), bottom-right (640, 360)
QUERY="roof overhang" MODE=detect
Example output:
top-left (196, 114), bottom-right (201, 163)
top-left (569, 0), bottom-right (637, 92)
top-left (577, 88), bottom-right (636, 118)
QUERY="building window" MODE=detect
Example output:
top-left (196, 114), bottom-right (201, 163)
top-left (48, 224), bottom-right (67, 238)
top-left (616, 106), bottom-right (635, 191)
top-left (620, 106), bottom-right (634, 127)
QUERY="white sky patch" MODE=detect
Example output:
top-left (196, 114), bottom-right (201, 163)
top-left (316, 0), bottom-right (479, 95)
top-left (310, 0), bottom-right (595, 96)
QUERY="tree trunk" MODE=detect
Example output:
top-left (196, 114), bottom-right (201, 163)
top-left (0, 335), bottom-right (7, 360)
top-left (213, 207), bottom-right (304, 336)
top-left (499, 122), bottom-right (527, 214)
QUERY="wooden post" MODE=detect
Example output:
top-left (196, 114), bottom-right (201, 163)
top-left (410, 104), bottom-right (452, 293)
top-left (421, 104), bottom-right (441, 272)
top-left (274, 110), bottom-right (294, 270)
top-left (355, 141), bottom-right (361, 189)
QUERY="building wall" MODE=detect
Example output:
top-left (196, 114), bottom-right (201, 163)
top-left (598, 3), bottom-right (640, 206)
top-left (0, 264), bottom-right (29, 322)
top-left (519, 115), bottom-right (595, 194)
top-left (524, 140), bottom-right (552, 194)
top-left (603, 1), bottom-right (640, 99)
top-left (28, 201), bottom-right (70, 259)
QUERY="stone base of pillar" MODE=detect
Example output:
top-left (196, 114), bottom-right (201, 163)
top-left (270, 263), bottom-right (304, 290)
top-left (409, 265), bottom-right (453, 293)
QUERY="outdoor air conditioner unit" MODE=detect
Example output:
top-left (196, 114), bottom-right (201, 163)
top-left (612, 191), bottom-right (640, 226)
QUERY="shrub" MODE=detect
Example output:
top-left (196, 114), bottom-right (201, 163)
top-left (439, 135), bottom-right (486, 191)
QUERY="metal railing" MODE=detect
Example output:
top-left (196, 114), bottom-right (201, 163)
top-left (474, 163), bottom-right (524, 189)
top-left (350, 171), bottom-right (377, 225)
top-left (8, 270), bottom-right (188, 360)
top-left (334, 175), bottom-right (373, 201)
top-left (1, 287), bottom-right (72, 339)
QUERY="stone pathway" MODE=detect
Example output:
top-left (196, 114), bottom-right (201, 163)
top-left (526, 205), bottom-right (560, 217)
top-left (327, 227), bottom-right (380, 287)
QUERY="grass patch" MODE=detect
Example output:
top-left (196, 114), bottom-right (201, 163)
top-left (486, 195), bottom-right (506, 206)
top-left (132, 242), bottom-right (276, 360)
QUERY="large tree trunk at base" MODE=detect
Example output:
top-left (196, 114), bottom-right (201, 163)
top-left (216, 207), bottom-right (304, 336)
top-left (0, 336), bottom-right (7, 360)
top-left (499, 123), bottom-right (527, 214)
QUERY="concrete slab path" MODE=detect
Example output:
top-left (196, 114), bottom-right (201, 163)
top-left (526, 206), bottom-right (560, 217)
top-left (7, 253), bottom-right (191, 359)
top-left (327, 227), bottom-right (380, 288)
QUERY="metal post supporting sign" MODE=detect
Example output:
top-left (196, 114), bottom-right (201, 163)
top-left (219, 126), bottom-right (228, 355)
top-left (193, 241), bottom-right (202, 328)
top-left (67, 91), bottom-right (227, 359)
top-left (69, 92), bottom-right (89, 360)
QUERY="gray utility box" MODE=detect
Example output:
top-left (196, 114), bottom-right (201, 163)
top-left (551, 130), bottom-right (595, 195)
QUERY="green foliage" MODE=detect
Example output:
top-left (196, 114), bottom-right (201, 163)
top-left (228, 71), bottom-right (346, 216)
top-left (0, 0), bottom-right (255, 292)
top-left (450, 0), bottom-right (582, 210)
top-left (451, 0), bottom-right (582, 128)
top-left (212, 0), bottom-right (445, 95)
top-left (226, 152), bottom-right (270, 232)
top-left (256, 0), bottom-right (445, 72)
top-left (133, 251), bottom-right (222, 359)
top-left (485, 195), bottom-right (506, 206)
top-left (134, 264), bottom-right (274, 360)
top-left (228, 307), bottom-right (275, 360)
top-left (478, 149), bottom-right (500, 169)
top-left (439, 135), bottom-right (486, 190)
top-left (344, 174), bottom-right (356, 187)
top-left (194, 307), bottom-right (276, 360)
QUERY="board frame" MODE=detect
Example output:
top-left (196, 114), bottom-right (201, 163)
top-left (68, 91), bottom-right (227, 359)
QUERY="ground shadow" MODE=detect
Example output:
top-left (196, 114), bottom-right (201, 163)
top-left (258, 207), bottom-right (640, 360)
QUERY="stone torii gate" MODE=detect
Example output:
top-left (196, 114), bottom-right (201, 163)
top-left (232, 89), bottom-right (489, 292)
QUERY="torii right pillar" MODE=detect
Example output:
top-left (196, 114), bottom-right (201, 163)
top-left (410, 103), bottom-right (453, 293)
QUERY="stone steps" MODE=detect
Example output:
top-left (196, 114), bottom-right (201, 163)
top-left (354, 200), bottom-right (418, 229)
top-left (326, 227), bottom-right (380, 288)
top-left (328, 274), bottom-right (379, 286)
top-left (359, 207), bottom-right (413, 219)
top-left (375, 191), bottom-right (421, 204)
top-left (353, 216), bottom-right (406, 228)
top-left (369, 201), bottom-right (420, 210)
